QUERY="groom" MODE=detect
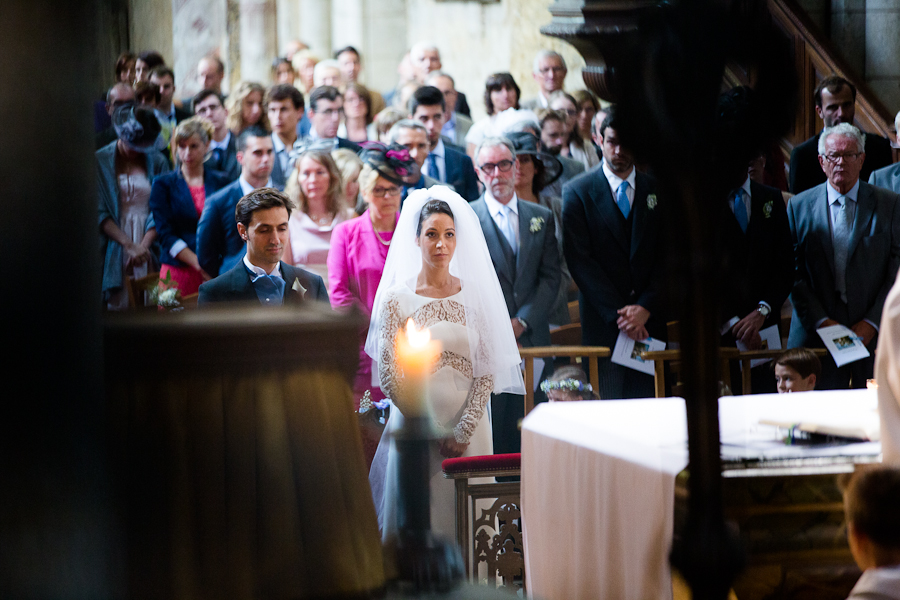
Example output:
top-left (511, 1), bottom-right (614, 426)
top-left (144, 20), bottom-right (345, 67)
top-left (198, 188), bottom-right (329, 306)
top-left (471, 136), bottom-right (560, 455)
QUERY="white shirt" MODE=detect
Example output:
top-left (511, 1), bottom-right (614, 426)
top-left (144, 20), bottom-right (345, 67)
top-left (238, 175), bottom-right (274, 196)
top-left (483, 190), bottom-right (519, 250)
top-left (441, 112), bottom-right (457, 139)
top-left (728, 176), bottom-right (753, 225)
top-left (602, 161), bottom-right (636, 208)
top-left (209, 130), bottom-right (231, 152)
top-left (423, 138), bottom-right (447, 183)
top-left (243, 253), bottom-right (282, 278)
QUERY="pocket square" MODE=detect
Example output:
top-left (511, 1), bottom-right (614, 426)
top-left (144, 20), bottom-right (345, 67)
top-left (292, 277), bottom-right (307, 298)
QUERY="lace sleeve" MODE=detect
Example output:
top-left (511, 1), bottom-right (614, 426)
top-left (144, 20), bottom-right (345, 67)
top-left (377, 293), bottom-right (404, 402)
top-left (453, 374), bottom-right (494, 444)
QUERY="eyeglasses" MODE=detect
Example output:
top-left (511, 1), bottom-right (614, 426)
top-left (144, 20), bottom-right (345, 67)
top-left (822, 152), bottom-right (862, 164)
top-left (478, 159), bottom-right (514, 174)
top-left (557, 109), bottom-right (577, 117)
top-left (539, 66), bottom-right (566, 75)
top-left (372, 186), bottom-right (402, 198)
top-left (318, 108), bottom-right (344, 118)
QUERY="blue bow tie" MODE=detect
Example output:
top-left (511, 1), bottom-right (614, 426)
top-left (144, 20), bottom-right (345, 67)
top-left (251, 273), bottom-right (285, 306)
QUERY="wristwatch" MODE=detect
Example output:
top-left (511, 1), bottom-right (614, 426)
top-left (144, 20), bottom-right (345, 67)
top-left (756, 304), bottom-right (771, 318)
top-left (516, 317), bottom-right (529, 331)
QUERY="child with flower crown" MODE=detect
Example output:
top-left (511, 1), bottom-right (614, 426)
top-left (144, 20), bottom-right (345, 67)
top-left (540, 364), bottom-right (599, 402)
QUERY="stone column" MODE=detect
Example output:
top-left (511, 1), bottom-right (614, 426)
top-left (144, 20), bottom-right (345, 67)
top-left (240, 0), bottom-right (278, 83)
top-left (298, 0), bottom-right (332, 59)
top-left (831, 0), bottom-right (867, 76)
top-left (0, 0), bottom-right (114, 596)
top-left (866, 0), bottom-right (900, 114)
top-left (276, 0), bottom-right (302, 56)
top-left (363, 0), bottom-right (406, 95)
top-left (172, 0), bottom-right (229, 98)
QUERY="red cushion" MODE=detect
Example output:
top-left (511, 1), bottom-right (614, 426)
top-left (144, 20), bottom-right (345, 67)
top-left (441, 453), bottom-right (521, 475)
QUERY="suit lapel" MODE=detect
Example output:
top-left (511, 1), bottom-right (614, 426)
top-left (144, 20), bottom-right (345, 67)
top-left (592, 173), bottom-right (629, 252)
top-left (474, 200), bottom-right (515, 284)
top-left (630, 176), bottom-right (649, 259)
top-left (515, 201), bottom-right (533, 273)
top-left (280, 263), bottom-right (306, 305)
top-left (848, 183), bottom-right (875, 261)
top-left (229, 264), bottom-right (258, 301)
top-left (814, 186), bottom-right (836, 276)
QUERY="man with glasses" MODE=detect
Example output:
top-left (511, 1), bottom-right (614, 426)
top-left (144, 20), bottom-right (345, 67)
top-left (521, 50), bottom-right (567, 111)
top-left (789, 76), bottom-right (892, 194)
top-left (303, 86), bottom-right (360, 152)
top-left (563, 107), bottom-right (667, 400)
top-left (194, 89), bottom-right (240, 181)
top-left (788, 122), bottom-right (900, 388)
top-left (471, 136), bottom-right (560, 455)
top-left (96, 83), bottom-right (136, 149)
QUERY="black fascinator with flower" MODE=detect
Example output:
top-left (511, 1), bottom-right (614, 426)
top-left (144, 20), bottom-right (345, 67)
top-left (358, 142), bottom-right (421, 186)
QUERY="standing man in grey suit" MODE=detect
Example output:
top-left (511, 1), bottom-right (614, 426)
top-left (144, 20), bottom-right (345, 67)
top-left (563, 107), bottom-right (668, 399)
top-left (471, 136), bottom-right (560, 454)
top-left (869, 110), bottom-right (900, 193)
top-left (788, 123), bottom-right (900, 388)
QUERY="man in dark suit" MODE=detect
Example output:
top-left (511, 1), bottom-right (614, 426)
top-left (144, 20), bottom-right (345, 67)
top-left (789, 76), bottom-right (893, 194)
top-left (303, 86), bottom-right (361, 153)
top-left (409, 86), bottom-right (480, 201)
top-left (266, 84), bottom-right (304, 189)
top-left (199, 188), bottom-right (328, 306)
top-left (869, 112), bottom-right (900, 193)
top-left (788, 123), bottom-right (900, 388)
top-left (471, 136), bottom-right (560, 454)
top-left (195, 89), bottom-right (241, 181)
top-left (563, 107), bottom-right (668, 399)
top-left (197, 127), bottom-right (277, 278)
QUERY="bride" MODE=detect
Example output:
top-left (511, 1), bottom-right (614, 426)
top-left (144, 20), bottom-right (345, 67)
top-left (366, 186), bottom-right (525, 539)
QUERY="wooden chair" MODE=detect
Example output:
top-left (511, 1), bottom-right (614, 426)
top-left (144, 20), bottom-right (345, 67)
top-left (519, 346), bottom-right (610, 415)
top-left (549, 323), bottom-right (581, 346)
top-left (442, 454), bottom-right (524, 591)
top-left (567, 300), bottom-right (580, 323)
top-left (126, 272), bottom-right (160, 310)
top-left (181, 293), bottom-right (199, 309)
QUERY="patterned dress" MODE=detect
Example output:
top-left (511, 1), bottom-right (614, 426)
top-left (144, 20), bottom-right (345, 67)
top-left (370, 287), bottom-right (493, 539)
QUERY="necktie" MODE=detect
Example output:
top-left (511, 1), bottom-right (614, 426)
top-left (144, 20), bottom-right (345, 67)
top-left (734, 189), bottom-right (748, 233)
top-left (616, 181), bottom-right (631, 219)
top-left (427, 152), bottom-right (440, 182)
top-left (252, 274), bottom-right (285, 306)
top-left (210, 147), bottom-right (223, 167)
top-left (500, 205), bottom-right (518, 255)
top-left (833, 196), bottom-right (852, 302)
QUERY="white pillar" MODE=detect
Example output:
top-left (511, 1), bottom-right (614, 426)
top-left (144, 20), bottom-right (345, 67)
top-left (172, 0), bottom-right (228, 98)
top-left (298, 0), bottom-right (332, 59)
top-left (866, 0), bottom-right (900, 113)
top-left (276, 0), bottom-right (302, 57)
top-left (240, 0), bottom-right (278, 84)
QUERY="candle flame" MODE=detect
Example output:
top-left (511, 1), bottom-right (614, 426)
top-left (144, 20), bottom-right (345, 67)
top-left (405, 318), bottom-right (431, 347)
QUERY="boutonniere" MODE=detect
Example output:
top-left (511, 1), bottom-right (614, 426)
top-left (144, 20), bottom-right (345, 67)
top-left (292, 277), bottom-right (307, 298)
top-left (530, 216), bottom-right (544, 233)
top-left (763, 200), bottom-right (773, 219)
top-left (646, 194), bottom-right (657, 210)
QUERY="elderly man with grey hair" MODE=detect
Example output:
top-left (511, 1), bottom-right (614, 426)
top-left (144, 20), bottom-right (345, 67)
top-left (788, 122), bottom-right (900, 388)
top-left (868, 110), bottom-right (900, 194)
top-left (407, 42), bottom-right (471, 118)
top-left (521, 50), bottom-right (568, 110)
top-left (388, 119), bottom-right (445, 203)
top-left (470, 135), bottom-right (560, 455)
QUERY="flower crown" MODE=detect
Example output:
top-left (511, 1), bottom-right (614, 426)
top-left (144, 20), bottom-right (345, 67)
top-left (540, 378), bottom-right (593, 393)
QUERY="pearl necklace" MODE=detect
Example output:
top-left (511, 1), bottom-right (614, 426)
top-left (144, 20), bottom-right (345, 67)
top-left (370, 214), bottom-right (393, 246)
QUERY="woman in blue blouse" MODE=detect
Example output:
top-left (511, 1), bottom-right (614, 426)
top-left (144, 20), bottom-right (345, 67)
top-left (150, 117), bottom-right (231, 296)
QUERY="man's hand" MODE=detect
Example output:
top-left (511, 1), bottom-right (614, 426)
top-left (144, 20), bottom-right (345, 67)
top-left (818, 318), bottom-right (840, 329)
top-left (439, 437), bottom-right (469, 458)
top-left (732, 309), bottom-right (765, 349)
top-left (617, 305), bottom-right (650, 341)
top-left (511, 318), bottom-right (525, 339)
top-left (851, 321), bottom-right (878, 347)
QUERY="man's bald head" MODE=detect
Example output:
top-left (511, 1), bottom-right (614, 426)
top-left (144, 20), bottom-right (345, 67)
top-left (106, 83), bottom-right (135, 117)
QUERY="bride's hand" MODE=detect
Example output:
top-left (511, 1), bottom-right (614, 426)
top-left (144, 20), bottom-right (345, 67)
top-left (439, 437), bottom-right (469, 458)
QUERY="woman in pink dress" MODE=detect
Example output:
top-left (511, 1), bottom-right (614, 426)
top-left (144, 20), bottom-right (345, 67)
top-left (283, 149), bottom-right (355, 290)
top-left (328, 143), bottom-right (420, 408)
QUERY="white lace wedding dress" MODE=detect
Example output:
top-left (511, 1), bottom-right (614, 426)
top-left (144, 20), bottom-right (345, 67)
top-left (369, 286), bottom-right (493, 539)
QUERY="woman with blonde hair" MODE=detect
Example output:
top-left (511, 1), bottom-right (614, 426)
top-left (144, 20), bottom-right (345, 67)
top-left (331, 148), bottom-right (365, 215)
top-left (284, 148), bottom-right (355, 286)
top-left (225, 81), bottom-right (270, 135)
top-left (291, 50), bottom-right (319, 94)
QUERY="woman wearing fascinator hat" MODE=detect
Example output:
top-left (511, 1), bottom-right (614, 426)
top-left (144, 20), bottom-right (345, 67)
top-left (366, 186), bottom-right (525, 539)
top-left (326, 142), bottom-right (420, 463)
top-left (97, 103), bottom-right (170, 309)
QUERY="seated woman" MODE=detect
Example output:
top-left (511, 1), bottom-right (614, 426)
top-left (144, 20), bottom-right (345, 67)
top-left (283, 148), bottom-right (354, 288)
top-left (331, 148), bottom-right (365, 215)
top-left (774, 348), bottom-right (821, 393)
top-left (367, 188), bottom-right (525, 538)
top-left (465, 72), bottom-right (521, 158)
top-left (541, 365), bottom-right (599, 401)
top-left (225, 82), bottom-right (270, 136)
top-left (98, 104), bottom-right (170, 310)
top-left (338, 82), bottom-right (372, 143)
top-left (149, 117), bottom-right (231, 297)
top-left (548, 90), bottom-right (599, 169)
top-left (291, 50), bottom-right (319, 95)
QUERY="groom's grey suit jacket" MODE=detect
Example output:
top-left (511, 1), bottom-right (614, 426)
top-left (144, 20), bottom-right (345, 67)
top-left (471, 196), bottom-right (560, 347)
top-left (787, 180), bottom-right (900, 347)
top-left (869, 162), bottom-right (900, 195)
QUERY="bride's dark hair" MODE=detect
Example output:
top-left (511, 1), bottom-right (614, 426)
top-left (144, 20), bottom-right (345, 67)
top-left (415, 199), bottom-right (455, 236)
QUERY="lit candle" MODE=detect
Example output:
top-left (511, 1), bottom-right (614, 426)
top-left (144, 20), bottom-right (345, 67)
top-left (395, 318), bottom-right (442, 417)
